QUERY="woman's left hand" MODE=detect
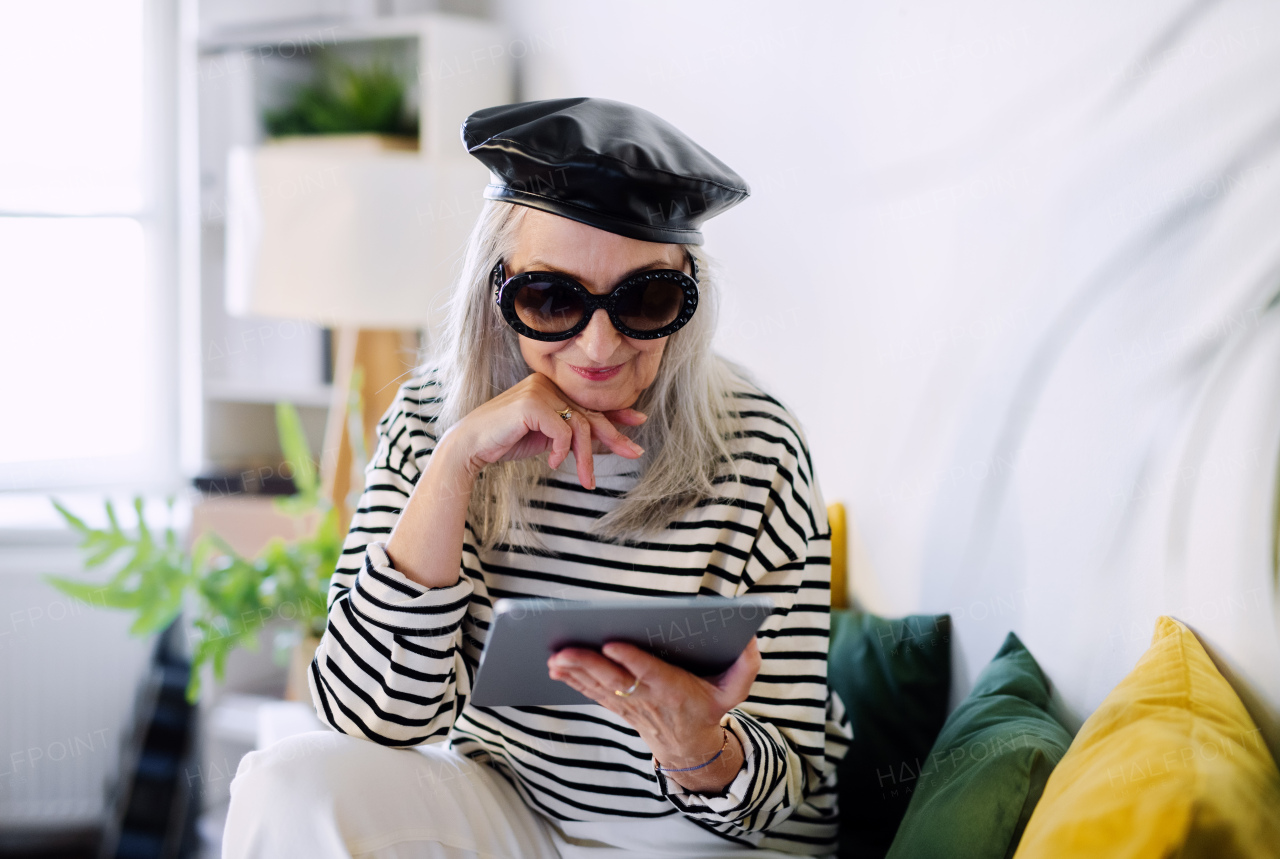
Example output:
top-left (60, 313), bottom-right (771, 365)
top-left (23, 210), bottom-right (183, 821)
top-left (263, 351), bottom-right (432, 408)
top-left (547, 638), bottom-right (761, 793)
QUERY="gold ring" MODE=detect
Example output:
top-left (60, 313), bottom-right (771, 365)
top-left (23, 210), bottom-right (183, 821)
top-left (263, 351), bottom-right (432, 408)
top-left (614, 678), bottom-right (641, 698)
top-left (557, 408), bottom-right (573, 422)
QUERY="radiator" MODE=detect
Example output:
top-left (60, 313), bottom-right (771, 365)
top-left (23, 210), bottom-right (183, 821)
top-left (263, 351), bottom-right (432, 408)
top-left (0, 536), bottom-right (152, 829)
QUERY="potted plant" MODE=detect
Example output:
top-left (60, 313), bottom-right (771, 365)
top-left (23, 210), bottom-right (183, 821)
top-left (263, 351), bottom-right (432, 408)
top-left (47, 403), bottom-right (342, 702)
top-left (264, 56), bottom-right (418, 152)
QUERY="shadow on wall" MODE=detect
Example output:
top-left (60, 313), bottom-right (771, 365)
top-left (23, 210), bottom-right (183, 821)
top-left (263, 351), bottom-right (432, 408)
top-left (903, 0), bottom-right (1280, 760)
top-left (490, 0), bottom-right (1280, 759)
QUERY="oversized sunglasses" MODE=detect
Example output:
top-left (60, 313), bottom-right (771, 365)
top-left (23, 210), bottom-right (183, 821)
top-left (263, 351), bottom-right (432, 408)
top-left (492, 255), bottom-right (699, 341)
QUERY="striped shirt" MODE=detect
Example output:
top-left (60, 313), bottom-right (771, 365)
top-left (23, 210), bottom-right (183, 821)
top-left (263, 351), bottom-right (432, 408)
top-left (309, 367), bottom-right (851, 854)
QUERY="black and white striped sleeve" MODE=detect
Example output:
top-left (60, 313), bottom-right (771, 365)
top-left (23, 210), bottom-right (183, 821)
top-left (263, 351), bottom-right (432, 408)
top-left (655, 403), bottom-right (846, 841)
top-left (307, 375), bottom-right (474, 747)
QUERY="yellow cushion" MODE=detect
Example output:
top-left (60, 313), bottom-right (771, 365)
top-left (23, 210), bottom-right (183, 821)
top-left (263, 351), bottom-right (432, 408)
top-left (1013, 616), bottom-right (1280, 858)
top-left (828, 502), bottom-right (847, 609)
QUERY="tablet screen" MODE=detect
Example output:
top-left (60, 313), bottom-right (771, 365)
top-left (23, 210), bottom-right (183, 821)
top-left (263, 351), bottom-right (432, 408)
top-left (470, 595), bottom-right (775, 707)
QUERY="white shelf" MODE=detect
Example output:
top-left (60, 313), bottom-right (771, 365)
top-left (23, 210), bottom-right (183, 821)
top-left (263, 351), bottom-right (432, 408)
top-left (206, 693), bottom-right (281, 745)
top-left (197, 12), bottom-right (465, 52)
top-left (182, 8), bottom-right (510, 475)
top-left (205, 380), bottom-right (333, 408)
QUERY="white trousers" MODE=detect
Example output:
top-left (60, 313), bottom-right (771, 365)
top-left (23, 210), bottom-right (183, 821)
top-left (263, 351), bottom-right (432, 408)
top-left (223, 731), bottom-right (811, 859)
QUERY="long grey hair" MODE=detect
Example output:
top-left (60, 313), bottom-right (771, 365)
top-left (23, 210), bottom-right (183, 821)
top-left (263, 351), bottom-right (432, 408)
top-left (429, 200), bottom-right (743, 548)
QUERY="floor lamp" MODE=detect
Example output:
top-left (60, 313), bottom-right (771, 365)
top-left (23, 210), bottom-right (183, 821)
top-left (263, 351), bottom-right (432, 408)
top-left (226, 141), bottom-right (486, 528)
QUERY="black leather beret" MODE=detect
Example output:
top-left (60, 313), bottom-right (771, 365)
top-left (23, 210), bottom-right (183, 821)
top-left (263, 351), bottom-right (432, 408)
top-left (461, 97), bottom-right (749, 245)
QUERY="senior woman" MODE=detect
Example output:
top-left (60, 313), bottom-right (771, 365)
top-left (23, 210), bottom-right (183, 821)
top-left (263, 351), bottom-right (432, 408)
top-left (225, 98), bottom-right (850, 858)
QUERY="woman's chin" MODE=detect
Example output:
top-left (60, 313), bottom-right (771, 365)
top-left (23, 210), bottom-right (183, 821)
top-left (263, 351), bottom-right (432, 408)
top-left (571, 391), bottom-right (637, 413)
top-left (559, 379), bottom-right (638, 413)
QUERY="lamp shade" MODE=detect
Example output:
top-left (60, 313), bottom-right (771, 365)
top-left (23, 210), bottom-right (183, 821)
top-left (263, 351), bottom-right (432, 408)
top-left (225, 140), bottom-right (489, 329)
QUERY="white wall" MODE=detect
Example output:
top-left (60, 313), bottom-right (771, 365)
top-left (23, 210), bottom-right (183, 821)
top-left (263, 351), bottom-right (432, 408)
top-left (0, 527), bottom-right (151, 828)
top-left (493, 0), bottom-right (1280, 752)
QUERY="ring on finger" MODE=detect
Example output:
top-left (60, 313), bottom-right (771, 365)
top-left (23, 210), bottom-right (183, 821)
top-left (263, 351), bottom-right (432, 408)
top-left (614, 677), bottom-right (641, 698)
top-left (557, 408), bottom-right (573, 422)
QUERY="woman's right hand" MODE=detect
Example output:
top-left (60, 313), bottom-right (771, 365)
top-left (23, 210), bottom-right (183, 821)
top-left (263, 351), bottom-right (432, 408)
top-left (387, 373), bottom-right (644, 587)
top-left (449, 373), bottom-right (646, 490)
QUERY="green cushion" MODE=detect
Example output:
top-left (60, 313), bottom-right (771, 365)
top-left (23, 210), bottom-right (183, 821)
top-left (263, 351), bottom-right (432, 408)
top-left (884, 632), bottom-right (1072, 859)
top-left (830, 609), bottom-right (953, 859)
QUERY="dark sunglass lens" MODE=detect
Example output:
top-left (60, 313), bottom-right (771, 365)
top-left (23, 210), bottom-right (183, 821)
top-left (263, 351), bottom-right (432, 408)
top-left (614, 280), bottom-right (684, 332)
top-left (512, 279), bottom-right (585, 333)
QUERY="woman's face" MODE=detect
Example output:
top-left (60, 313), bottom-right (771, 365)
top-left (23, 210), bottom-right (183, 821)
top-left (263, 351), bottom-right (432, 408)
top-left (508, 209), bottom-right (687, 412)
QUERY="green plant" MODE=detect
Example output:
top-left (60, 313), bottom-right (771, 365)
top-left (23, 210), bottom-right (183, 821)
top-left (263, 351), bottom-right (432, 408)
top-left (47, 403), bottom-right (341, 702)
top-left (264, 57), bottom-right (417, 138)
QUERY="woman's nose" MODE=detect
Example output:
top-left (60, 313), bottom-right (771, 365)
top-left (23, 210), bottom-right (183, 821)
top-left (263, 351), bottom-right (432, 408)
top-left (575, 308), bottom-right (622, 362)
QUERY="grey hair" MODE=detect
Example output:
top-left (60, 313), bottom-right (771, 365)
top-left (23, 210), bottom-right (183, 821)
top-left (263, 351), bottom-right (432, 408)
top-left (430, 200), bottom-right (742, 549)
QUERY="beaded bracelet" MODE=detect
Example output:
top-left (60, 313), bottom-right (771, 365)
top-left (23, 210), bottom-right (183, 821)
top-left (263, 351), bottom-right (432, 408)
top-left (653, 727), bottom-right (730, 773)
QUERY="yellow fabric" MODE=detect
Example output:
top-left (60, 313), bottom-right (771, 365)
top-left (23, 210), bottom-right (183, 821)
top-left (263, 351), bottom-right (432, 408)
top-left (828, 502), bottom-right (847, 608)
top-left (1014, 616), bottom-right (1280, 858)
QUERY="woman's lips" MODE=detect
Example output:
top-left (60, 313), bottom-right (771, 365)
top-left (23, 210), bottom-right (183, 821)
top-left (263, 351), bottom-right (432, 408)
top-left (569, 363), bottom-right (624, 382)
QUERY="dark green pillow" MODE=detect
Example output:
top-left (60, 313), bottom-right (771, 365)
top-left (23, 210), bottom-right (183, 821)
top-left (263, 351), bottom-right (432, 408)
top-left (830, 609), bottom-right (952, 859)
top-left (884, 632), bottom-right (1072, 859)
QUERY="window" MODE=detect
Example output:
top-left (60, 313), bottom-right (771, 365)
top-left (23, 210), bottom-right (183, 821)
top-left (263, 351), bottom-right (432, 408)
top-left (0, 0), bottom-right (173, 491)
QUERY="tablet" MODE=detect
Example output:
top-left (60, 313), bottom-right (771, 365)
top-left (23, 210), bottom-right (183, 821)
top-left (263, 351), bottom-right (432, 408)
top-left (470, 595), bottom-right (775, 707)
